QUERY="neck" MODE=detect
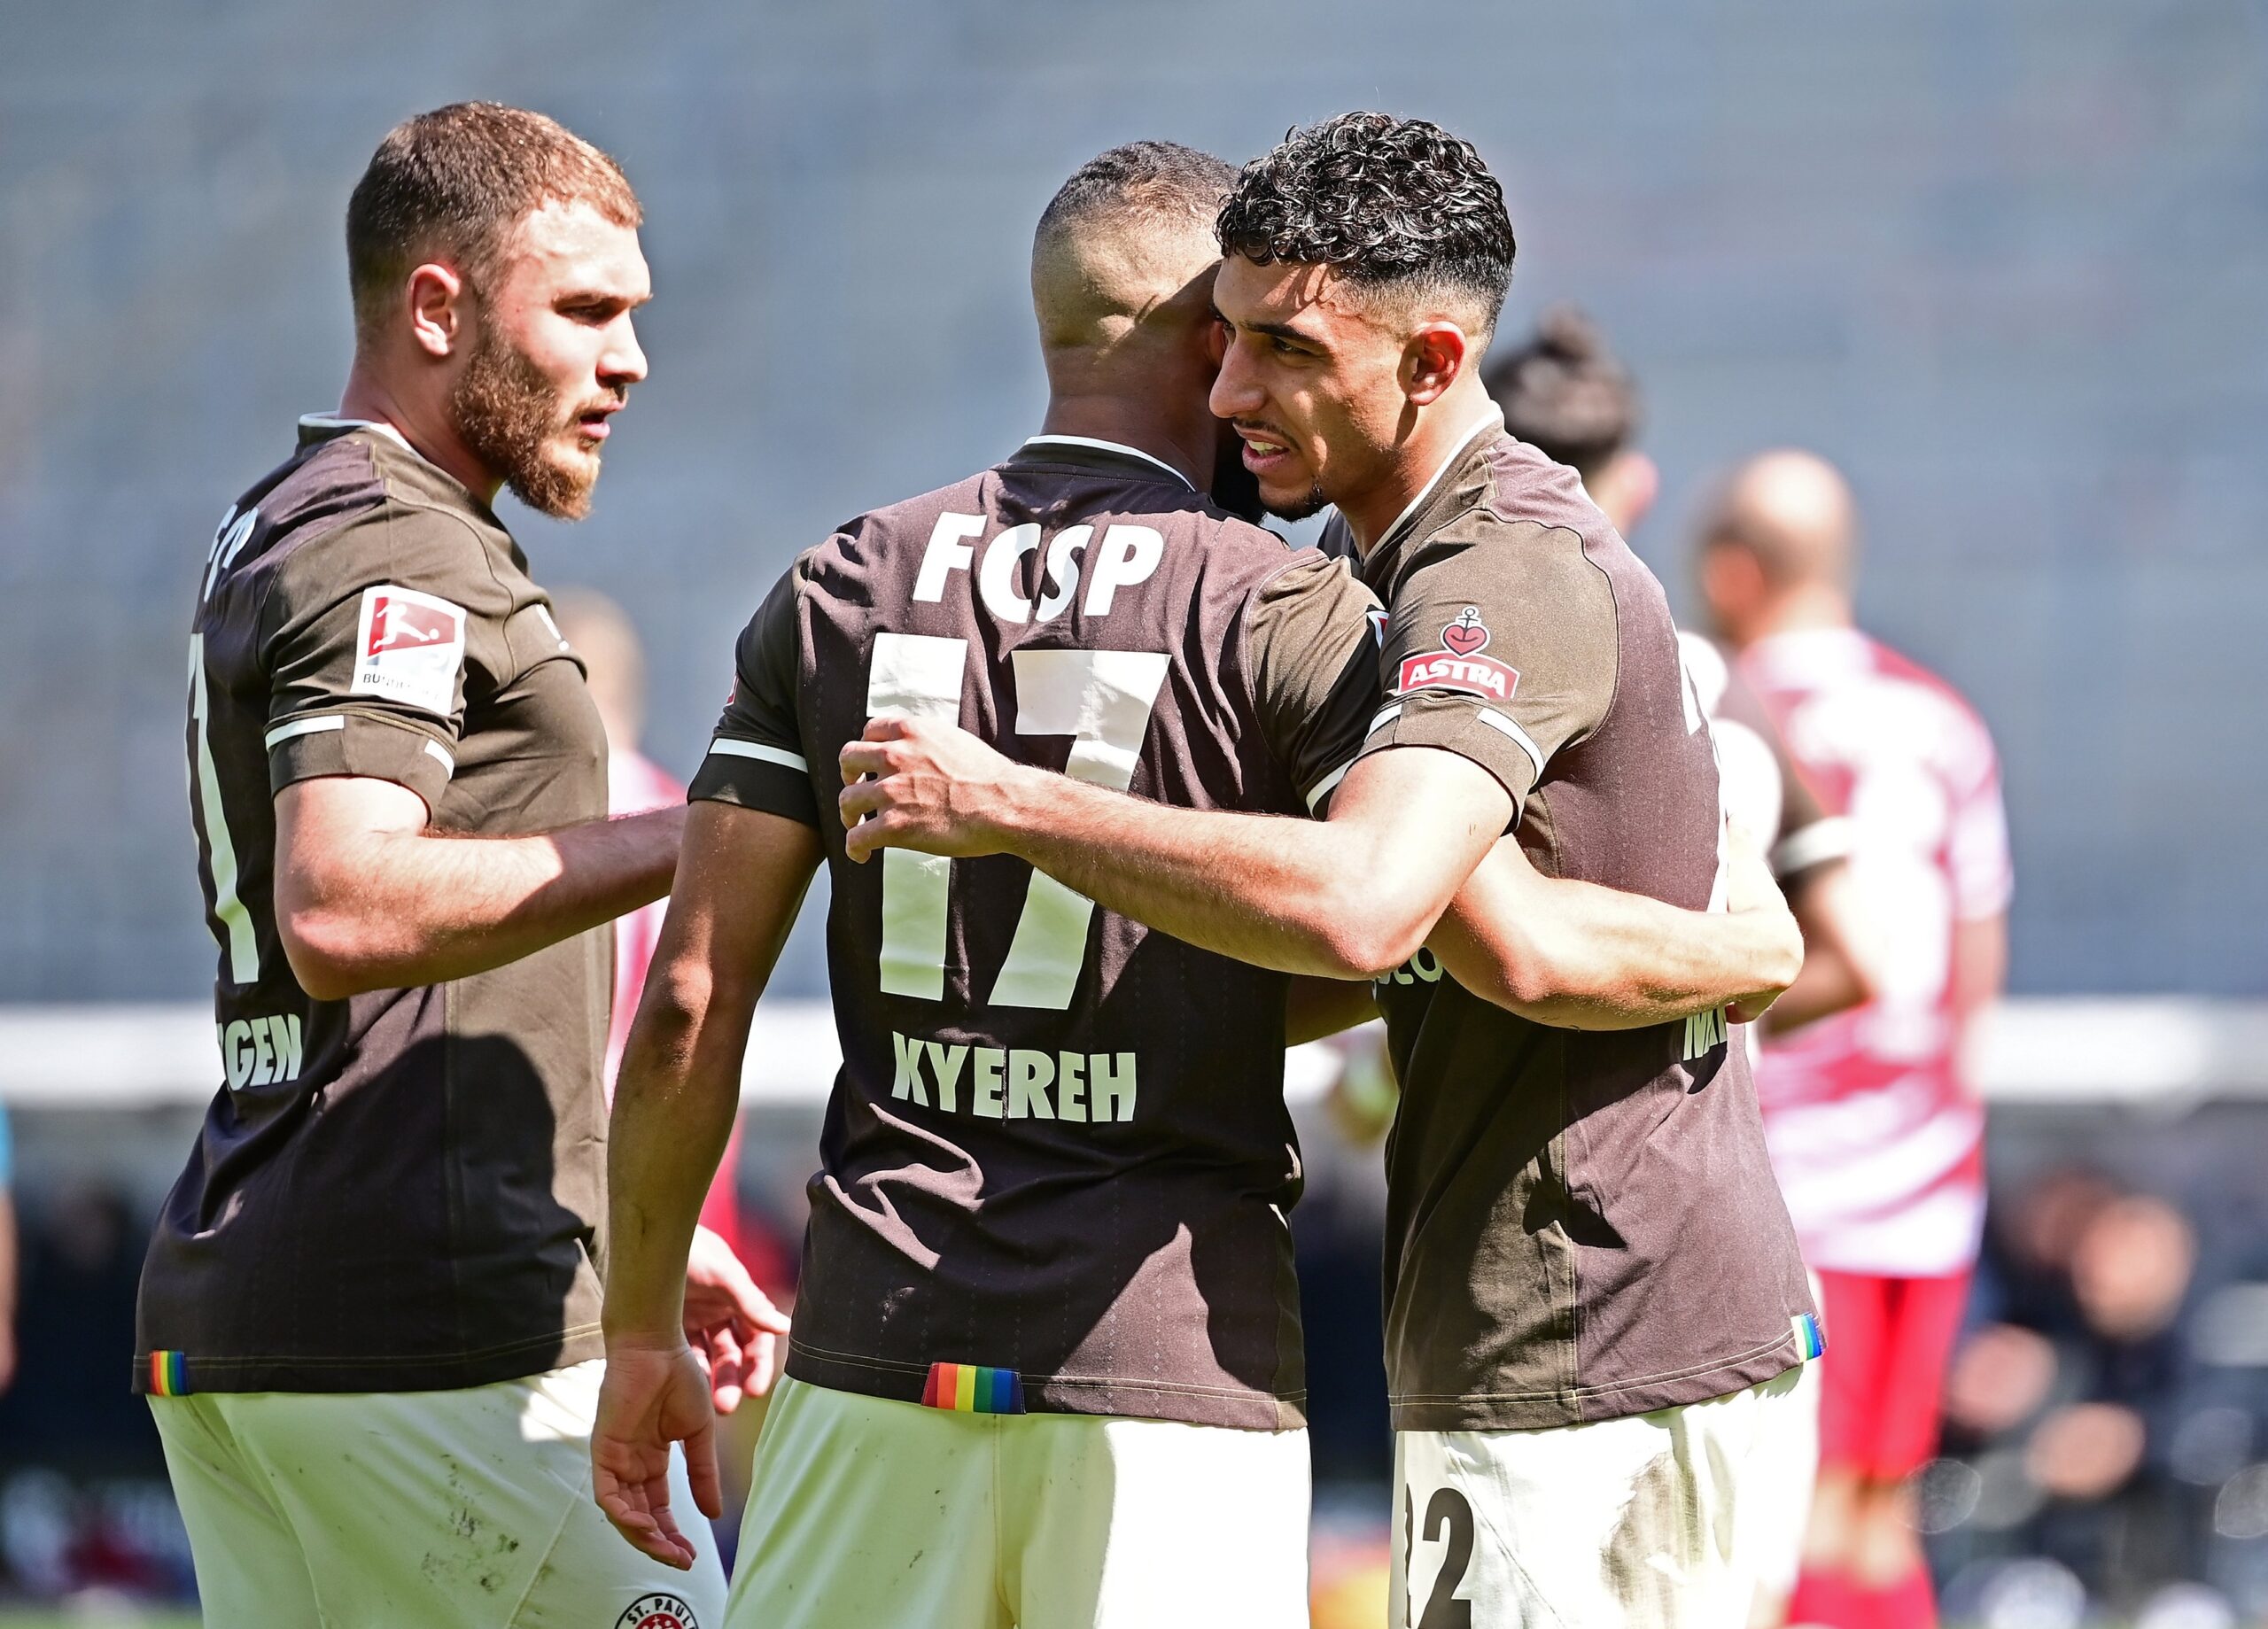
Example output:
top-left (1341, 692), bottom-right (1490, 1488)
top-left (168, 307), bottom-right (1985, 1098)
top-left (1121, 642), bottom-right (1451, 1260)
top-left (338, 354), bottom-right (502, 504)
top-left (1339, 376), bottom-right (1495, 554)
top-left (1037, 387), bottom-right (1212, 490)
top-left (1753, 585), bottom-right (1853, 642)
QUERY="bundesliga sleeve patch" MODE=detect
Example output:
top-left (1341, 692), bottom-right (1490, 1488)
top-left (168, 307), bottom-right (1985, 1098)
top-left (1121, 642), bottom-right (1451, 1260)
top-left (1396, 606), bottom-right (1519, 702)
top-left (351, 584), bottom-right (467, 718)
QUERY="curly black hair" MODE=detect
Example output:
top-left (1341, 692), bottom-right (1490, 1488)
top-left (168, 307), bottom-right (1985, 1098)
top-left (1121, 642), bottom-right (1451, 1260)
top-left (1216, 112), bottom-right (1516, 334)
top-left (1485, 305), bottom-right (1642, 477)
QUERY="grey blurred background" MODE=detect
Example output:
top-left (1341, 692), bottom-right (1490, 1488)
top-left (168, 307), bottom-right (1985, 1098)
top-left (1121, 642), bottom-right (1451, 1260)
top-left (3, 0), bottom-right (2264, 1003)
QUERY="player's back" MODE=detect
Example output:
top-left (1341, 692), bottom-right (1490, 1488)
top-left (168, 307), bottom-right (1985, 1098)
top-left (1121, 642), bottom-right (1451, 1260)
top-left (1740, 627), bottom-right (2011, 1275)
top-left (694, 436), bottom-right (1377, 1427)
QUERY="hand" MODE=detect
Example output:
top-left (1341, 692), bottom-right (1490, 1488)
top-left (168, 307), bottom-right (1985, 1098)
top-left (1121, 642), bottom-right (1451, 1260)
top-left (591, 1336), bottom-right (724, 1571)
top-left (681, 1224), bottom-right (791, 1414)
top-left (1721, 819), bottom-right (1803, 1026)
top-left (837, 717), bottom-right (1029, 863)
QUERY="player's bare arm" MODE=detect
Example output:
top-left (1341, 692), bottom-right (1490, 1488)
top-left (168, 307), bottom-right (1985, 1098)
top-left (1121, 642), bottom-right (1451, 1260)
top-left (1436, 826), bottom-right (1801, 1030)
top-left (271, 775), bottom-right (685, 999)
top-left (594, 800), bottom-right (818, 1571)
top-left (843, 716), bottom-right (1509, 977)
top-left (841, 717), bottom-right (1801, 1013)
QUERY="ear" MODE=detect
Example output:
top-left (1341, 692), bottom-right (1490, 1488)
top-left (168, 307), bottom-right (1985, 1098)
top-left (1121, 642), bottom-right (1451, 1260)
top-left (406, 262), bottom-right (468, 361)
top-left (1596, 451), bottom-right (1660, 535)
top-left (1404, 322), bottom-right (1471, 406)
top-left (1697, 541), bottom-right (1764, 638)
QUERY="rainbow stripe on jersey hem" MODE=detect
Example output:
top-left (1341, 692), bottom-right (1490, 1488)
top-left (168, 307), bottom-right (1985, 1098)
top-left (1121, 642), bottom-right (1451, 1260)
top-left (1795, 1313), bottom-right (1827, 1361)
top-left (921, 1361), bottom-right (1024, 1414)
top-left (148, 1350), bottom-right (190, 1397)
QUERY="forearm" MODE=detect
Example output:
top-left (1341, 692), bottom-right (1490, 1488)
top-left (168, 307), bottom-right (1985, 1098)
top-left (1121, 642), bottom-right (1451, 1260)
top-left (997, 773), bottom-right (1410, 978)
top-left (291, 806), bottom-right (684, 996)
top-left (1432, 844), bottom-right (1802, 1029)
top-left (1763, 868), bottom-right (1873, 1036)
top-left (604, 966), bottom-right (749, 1341)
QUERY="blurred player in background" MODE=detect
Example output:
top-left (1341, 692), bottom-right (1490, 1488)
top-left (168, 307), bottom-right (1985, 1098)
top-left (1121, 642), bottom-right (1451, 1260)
top-left (1701, 450), bottom-right (2014, 1629)
top-left (1488, 307), bottom-right (1877, 1625)
top-left (552, 586), bottom-right (794, 1385)
top-left (0, 1105), bottom-right (15, 1395)
top-left (141, 104), bottom-right (779, 1626)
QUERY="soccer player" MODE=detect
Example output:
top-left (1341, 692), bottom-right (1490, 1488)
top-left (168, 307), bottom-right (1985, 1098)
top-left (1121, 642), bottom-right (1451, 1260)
top-left (142, 104), bottom-right (779, 1627)
top-left (1699, 452), bottom-right (2013, 1629)
top-left (845, 114), bottom-right (1821, 1626)
top-left (1490, 308), bottom-right (1878, 1625)
top-left (594, 140), bottom-right (1793, 1629)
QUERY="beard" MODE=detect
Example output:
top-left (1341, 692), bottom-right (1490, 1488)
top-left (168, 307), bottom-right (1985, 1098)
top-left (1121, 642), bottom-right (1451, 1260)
top-left (1262, 479), bottom-right (1331, 523)
top-left (449, 329), bottom-right (605, 520)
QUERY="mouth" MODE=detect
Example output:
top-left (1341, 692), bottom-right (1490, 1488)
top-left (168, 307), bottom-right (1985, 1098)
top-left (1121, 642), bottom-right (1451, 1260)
top-left (1234, 421), bottom-right (1297, 477)
top-left (573, 403), bottom-right (621, 444)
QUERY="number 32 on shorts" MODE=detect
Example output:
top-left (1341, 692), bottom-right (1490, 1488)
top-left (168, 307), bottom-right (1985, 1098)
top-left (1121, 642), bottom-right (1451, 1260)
top-left (865, 632), bottom-right (1168, 1010)
top-left (1405, 1483), bottom-right (1475, 1629)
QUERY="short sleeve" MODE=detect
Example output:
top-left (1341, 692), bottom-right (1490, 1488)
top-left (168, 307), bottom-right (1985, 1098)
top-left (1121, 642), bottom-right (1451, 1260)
top-left (687, 558), bottom-right (819, 828)
top-left (261, 506), bottom-right (475, 812)
top-left (1357, 524), bottom-right (1617, 819)
top-left (1242, 553), bottom-right (1386, 814)
top-left (1947, 728), bottom-right (2014, 922)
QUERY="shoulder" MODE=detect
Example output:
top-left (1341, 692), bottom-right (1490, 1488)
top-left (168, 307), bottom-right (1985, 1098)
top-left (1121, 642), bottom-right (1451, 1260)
top-left (252, 437), bottom-right (503, 619)
top-left (1866, 635), bottom-right (2001, 774)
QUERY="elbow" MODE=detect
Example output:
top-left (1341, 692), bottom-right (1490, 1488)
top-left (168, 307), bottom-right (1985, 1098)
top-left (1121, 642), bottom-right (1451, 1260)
top-left (277, 907), bottom-right (388, 1002)
top-left (1312, 885), bottom-right (1433, 981)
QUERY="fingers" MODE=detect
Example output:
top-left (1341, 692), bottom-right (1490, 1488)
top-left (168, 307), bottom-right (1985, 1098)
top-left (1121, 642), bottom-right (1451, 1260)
top-left (595, 1473), bottom-right (695, 1571)
top-left (840, 738), bottom-right (896, 786)
top-left (704, 1323), bottom-right (744, 1415)
top-left (686, 1409), bottom-right (725, 1521)
top-left (747, 1330), bottom-right (781, 1400)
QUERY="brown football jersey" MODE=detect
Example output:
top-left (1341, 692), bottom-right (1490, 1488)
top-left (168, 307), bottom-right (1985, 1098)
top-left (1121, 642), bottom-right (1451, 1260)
top-left (140, 418), bottom-right (610, 1395)
top-left (1332, 412), bottom-right (1818, 1432)
top-left (691, 436), bottom-right (1380, 1429)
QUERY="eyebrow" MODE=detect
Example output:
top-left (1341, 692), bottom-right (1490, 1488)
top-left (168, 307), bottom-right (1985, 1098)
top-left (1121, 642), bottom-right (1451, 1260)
top-left (1215, 307), bottom-right (1322, 346)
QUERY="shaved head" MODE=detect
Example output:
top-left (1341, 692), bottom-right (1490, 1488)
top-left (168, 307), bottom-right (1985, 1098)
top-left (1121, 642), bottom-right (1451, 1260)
top-left (1704, 449), bottom-right (1859, 591)
top-left (1031, 142), bottom-right (1237, 361)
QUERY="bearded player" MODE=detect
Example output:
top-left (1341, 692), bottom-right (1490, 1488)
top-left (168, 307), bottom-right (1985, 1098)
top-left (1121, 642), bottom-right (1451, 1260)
top-left (143, 105), bottom-right (781, 1626)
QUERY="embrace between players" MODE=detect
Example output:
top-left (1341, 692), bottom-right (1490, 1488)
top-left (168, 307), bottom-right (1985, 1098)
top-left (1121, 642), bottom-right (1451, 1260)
top-left (148, 105), bottom-right (1825, 1628)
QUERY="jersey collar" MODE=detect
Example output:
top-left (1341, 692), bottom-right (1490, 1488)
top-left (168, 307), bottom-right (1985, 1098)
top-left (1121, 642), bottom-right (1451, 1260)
top-left (298, 414), bottom-right (422, 461)
top-left (1368, 407), bottom-right (1505, 556)
top-left (1016, 435), bottom-right (1197, 492)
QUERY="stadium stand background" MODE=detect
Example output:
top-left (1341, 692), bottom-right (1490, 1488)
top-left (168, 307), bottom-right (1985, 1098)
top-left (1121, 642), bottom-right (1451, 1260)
top-left (2, 0), bottom-right (2264, 1004)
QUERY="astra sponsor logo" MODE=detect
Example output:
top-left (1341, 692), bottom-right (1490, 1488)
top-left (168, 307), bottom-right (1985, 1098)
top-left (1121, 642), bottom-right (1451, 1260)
top-left (1396, 606), bottom-right (1518, 702)
top-left (351, 584), bottom-right (466, 718)
top-left (216, 1013), bottom-right (305, 1091)
top-left (889, 1031), bottom-right (1137, 1124)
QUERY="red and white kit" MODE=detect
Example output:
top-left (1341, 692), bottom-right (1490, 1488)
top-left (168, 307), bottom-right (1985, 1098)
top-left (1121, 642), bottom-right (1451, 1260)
top-left (1742, 627), bottom-right (2011, 1280)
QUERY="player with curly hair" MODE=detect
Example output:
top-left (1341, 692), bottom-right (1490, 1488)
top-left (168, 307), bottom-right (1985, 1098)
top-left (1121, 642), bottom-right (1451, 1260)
top-left (848, 112), bottom-right (1824, 1625)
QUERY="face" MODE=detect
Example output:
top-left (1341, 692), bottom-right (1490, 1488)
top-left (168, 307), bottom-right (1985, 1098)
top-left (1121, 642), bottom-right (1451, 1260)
top-left (449, 198), bottom-right (650, 519)
top-left (1208, 254), bottom-right (1421, 523)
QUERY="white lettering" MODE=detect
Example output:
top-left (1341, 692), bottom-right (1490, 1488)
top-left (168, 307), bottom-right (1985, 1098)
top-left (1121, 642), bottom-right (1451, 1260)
top-left (1057, 1050), bottom-right (1087, 1122)
top-left (1090, 1051), bottom-right (1138, 1123)
top-left (977, 523), bottom-right (1041, 624)
top-left (1035, 525), bottom-right (1091, 622)
top-left (1007, 1050), bottom-right (1055, 1119)
top-left (250, 1019), bottom-right (276, 1087)
top-left (913, 513), bottom-right (985, 603)
top-left (274, 1013), bottom-right (303, 1082)
top-left (892, 1030), bottom-right (929, 1105)
top-left (921, 1040), bottom-right (968, 1113)
top-left (1082, 524), bottom-right (1164, 615)
top-left (222, 1019), bottom-right (255, 1090)
top-left (972, 1048), bottom-right (1006, 1119)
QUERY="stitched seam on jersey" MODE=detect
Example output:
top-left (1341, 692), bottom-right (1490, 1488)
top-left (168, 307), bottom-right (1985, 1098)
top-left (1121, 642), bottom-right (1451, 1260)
top-left (1387, 1329), bottom-right (1801, 1405)
top-left (133, 1321), bottom-right (605, 1369)
top-left (787, 1337), bottom-right (1306, 1400)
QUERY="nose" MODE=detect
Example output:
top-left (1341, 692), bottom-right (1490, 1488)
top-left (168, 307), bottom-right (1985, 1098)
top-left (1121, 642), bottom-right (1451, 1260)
top-left (601, 315), bottom-right (649, 389)
top-left (1209, 340), bottom-right (1263, 421)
